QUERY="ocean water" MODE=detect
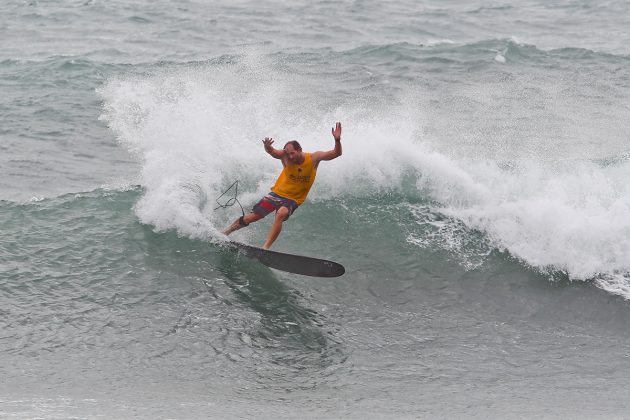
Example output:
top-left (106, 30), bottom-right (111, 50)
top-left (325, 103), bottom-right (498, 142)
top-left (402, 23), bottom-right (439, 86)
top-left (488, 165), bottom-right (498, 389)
top-left (3, 0), bottom-right (630, 418)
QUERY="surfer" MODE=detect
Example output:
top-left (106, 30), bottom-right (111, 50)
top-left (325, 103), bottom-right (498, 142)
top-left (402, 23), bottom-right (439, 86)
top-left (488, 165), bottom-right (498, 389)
top-left (223, 122), bottom-right (343, 249)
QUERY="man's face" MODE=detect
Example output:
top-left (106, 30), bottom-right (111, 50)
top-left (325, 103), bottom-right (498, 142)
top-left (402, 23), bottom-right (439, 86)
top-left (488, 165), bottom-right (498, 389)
top-left (284, 144), bottom-right (302, 163)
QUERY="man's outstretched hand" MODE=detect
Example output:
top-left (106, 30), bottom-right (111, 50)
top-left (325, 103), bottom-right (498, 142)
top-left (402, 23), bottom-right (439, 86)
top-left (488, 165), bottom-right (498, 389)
top-left (262, 137), bottom-right (274, 150)
top-left (332, 122), bottom-right (342, 141)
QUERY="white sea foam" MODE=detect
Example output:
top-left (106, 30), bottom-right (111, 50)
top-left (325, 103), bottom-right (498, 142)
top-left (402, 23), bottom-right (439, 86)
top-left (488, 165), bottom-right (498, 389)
top-left (441, 160), bottom-right (630, 279)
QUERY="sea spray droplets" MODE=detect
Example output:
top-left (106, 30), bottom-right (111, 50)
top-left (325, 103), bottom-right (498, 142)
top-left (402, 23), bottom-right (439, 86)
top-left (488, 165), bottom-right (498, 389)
top-left (99, 62), bottom-right (289, 239)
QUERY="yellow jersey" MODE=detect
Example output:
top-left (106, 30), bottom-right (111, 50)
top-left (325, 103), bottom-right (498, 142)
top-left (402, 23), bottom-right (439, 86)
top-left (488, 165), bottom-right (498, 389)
top-left (271, 152), bottom-right (316, 205)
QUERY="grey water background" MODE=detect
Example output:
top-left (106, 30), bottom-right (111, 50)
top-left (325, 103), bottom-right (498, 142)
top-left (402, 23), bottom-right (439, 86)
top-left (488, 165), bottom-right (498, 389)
top-left (3, 1), bottom-right (630, 418)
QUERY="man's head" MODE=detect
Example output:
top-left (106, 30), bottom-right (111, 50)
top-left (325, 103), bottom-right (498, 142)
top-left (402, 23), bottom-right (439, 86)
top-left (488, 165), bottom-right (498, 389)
top-left (284, 140), bottom-right (303, 163)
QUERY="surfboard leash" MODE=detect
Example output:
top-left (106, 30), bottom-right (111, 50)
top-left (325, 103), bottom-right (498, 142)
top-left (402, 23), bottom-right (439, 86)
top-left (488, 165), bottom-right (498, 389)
top-left (214, 180), bottom-right (245, 217)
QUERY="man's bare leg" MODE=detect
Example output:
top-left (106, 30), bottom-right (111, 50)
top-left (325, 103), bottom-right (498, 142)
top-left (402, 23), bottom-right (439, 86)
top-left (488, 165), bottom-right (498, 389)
top-left (223, 212), bottom-right (263, 236)
top-left (262, 207), bottom-right (289, 249)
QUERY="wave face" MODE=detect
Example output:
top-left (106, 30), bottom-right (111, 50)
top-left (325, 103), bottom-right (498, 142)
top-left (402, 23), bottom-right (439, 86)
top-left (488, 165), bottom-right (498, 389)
top-left (98, 42), bottom-right (630, 298)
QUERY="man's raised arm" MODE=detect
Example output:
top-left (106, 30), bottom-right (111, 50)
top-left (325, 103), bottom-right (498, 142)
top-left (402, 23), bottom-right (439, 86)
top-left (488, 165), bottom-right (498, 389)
top-left (312, 122), bottom-right (343, 166)
top-left (263, 137), bottom-right (285, 159)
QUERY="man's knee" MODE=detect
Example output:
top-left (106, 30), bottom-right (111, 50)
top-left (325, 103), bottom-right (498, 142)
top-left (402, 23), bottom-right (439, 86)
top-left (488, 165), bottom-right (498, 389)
top-left (276, 207), bottom-right (290, 221)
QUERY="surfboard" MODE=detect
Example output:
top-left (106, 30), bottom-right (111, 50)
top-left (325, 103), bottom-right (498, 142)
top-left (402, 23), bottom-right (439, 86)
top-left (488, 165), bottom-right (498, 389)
top-left (226, 241), bottom-right (345, 277)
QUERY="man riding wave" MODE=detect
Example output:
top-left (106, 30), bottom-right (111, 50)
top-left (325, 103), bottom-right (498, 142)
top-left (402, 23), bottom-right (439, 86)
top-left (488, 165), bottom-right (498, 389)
top-left (223, 122), bottom-right (343, 249)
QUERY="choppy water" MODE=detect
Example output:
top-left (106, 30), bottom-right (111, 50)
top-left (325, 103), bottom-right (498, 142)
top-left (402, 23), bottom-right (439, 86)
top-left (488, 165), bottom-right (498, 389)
top-left (3, 1), bottom-right (630, 418)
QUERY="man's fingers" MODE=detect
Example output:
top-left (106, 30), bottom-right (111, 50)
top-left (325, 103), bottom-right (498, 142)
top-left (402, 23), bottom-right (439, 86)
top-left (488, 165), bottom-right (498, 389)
top-left (332, 122), bottom-right (342, 137)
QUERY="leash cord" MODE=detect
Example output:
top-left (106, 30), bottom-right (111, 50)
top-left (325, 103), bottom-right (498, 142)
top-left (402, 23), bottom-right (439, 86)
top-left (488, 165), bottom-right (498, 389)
top-left (214, 180), bottom-right (245, 217)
